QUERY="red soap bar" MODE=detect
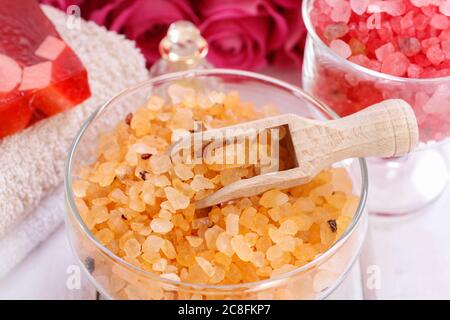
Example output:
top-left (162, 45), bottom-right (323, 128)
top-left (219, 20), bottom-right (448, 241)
top-left (0, 0), bottom-right (91, 138)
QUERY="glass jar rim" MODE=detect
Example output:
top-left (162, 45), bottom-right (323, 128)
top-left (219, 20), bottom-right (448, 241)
top-left (64, 68), bottom-right (368, 292)
top-left (302, 0), bottom-right (450, 84)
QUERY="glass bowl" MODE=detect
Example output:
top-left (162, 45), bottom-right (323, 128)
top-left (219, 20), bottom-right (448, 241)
top-left (301, 0), bottom-right (450, 214)
top-left (65, 69), bottom-right (368, 300)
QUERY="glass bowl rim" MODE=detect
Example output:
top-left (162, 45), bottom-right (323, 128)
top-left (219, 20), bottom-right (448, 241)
top-left (301, 0), bottom-right (450, 83)
top-left (64, 68), bottom-right (369, 292)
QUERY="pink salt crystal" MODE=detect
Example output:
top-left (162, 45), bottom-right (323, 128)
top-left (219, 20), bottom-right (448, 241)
top-left (324, 23), bottom-right (349, 40)
top-left (19, 61), bottom-right (52, 91)
top-left (325, 0), bottom-right (340, 7)
top-left (331, 0), bottom-right (351, 23)
top-left (350, 0), bottom-right (368, 15)
top-left (426, 44), bottom-right (445, 65)
top-left (367, 59), bottom-right (382, 72)
top-left (400, 11), bottom-right (415, 29)
top-left (330, 39), bottom-right (352, 58)
top-left (439, 28), bottom-right (450, 41)
top-left (441, 40), bottom-right (450, 58)
top-left (34, 35), bottom-right (66, 60)
top-left (440, 0), bottom-right (450, 16)
top-left (377, 22), bottom-right (394, 41)
top-left (375, 42), bottom-right (395, 61)
top-left (414, 13), bottom-right (430, 31)
top-left (398, 37), bottom-right (422, 57)
top-left (381, 52), bottom-right (409, 76)
top-left (349, 54), bottom-right (372, 68)
top-left (407, 63), bottom-right (423, 78)
top-left (414, 53), bottom-right (432, 67)
top-left (367, 13), bottom-right (382, 30)
top-left (368, 0), bottom-right (406, 16)
top-left (423, 84), bottom-right (450, 114)
top-left (410, 0), bottom-right (433, 7)
top-left (430, 14), bottom-right (449, 29)
top-left (421, 37), bottom-right (440, 49)
top-left (421, 5), bottom-right (438, 17)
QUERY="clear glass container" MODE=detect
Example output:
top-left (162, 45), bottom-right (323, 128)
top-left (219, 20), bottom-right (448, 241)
top-left (65, 69), bottom-right (368, 300)
top-left (302, 0), bottom-right (450, 214)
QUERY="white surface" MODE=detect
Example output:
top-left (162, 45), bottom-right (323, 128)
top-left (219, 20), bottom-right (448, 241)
top-left (0, 186), bottom-right (64, 278)
top-left (361, 142), bottom-right (450, 299)
top-left (0, 226), bottom-right (95, 300)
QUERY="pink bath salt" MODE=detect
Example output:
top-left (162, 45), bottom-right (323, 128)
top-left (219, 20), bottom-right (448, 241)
top-left (426, 44), bottom-right (445, 65)
top-left (348, 54), bottom-right (372, 68)
top-left (413, 13), bottom-right (431, 31)
top-left (437, 68), bottom-right (450, 76)
top-left (368, 0), bottom-right (406, 16)
top-left (331, 0), bottom-right (351, 23)
top-left (430, 14), bottom-right (450, 29)
top-left (421, 37), bottom-right (440, 49)
top-left (421, 67), bottom-right (442, 77)
top-left (375, 42), bottom-right (395, 61)
top-left (325, 0), bottom-right (340, 6)
top-left (407, 63), bottom-right (423, 78)
top-left (0, 54), bottom-right (22, 92)
top-left (423, 84), bottom-right (450, 114)
top-left (439, 28), bottom-right (450, 41)
top-left (440, 0), bottom-right (450, 16)
top-left (367, 59), bottom-right (382, 72)
top-left (324, 23), bottom-right (349, 40)
top-left (400, 11), bottom-right (415, 29)
top-left (415, 91), bottom-right (430, 109)
top-left (34, 35), bottom-right (66, 60)
top-left (441, 40), bottom-right (450, 59)
top-left (381, 52), bottom-right (409, 76)
top-left (398, 37), bottom-right (422, 57)
top-left (421, 4), bottom-right (438, 17)
top-left (350, 0), bottom-right (368, 15)
top-left (411, 0), bottom-right (433, 7)
top-left (330, 39), bottom-right (352, 58)
top-left (367, 13), bottom-right (382, 30)
top-left (377, 22), bottom-right (394, 41)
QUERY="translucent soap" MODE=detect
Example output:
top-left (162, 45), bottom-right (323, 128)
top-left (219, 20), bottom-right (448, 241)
top-left (0, 0), bottom-right (91, 138)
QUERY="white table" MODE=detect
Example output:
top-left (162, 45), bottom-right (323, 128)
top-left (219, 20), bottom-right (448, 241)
top-left (1, 67), bottom-right (449, 299)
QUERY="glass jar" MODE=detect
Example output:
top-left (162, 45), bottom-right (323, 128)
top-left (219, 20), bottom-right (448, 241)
top-left (65, 69), bottom-right (368, 299)
top-left (302, 0), bottom-right (450, 214)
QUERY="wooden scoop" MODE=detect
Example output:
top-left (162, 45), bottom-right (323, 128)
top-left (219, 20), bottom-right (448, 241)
top-left (170, 99), bottom-right (419, 209)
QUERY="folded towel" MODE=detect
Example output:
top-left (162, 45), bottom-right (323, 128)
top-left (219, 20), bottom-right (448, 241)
top-left (0, 185), bottom-right (64, 278)
top-left (0, 6), bottom-right (148, 237)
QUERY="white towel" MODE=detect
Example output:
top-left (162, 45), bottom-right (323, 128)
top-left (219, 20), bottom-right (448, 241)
top-left (0, 6), bottom-right (148, 236)
top-left (0, 5), bottom-right (148, 277)
top-left (0, 185), bottom-right (64, 278)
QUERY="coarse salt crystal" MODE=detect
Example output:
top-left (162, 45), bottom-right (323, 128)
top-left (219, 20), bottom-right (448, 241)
top-left (350, 0), bottom-right (368, 15)
top-left (330, 39), bottom-right (352, 58)
top-left (331, 1), bottom-right (351, 23)
top-left (440, 0), bottom-right (450, 16)
top-left (150, 218), bottom-right (174, 234)
top-left (430, 14), bottom-right (449, 29)
top-left (375, 42), bottom-right (395, 61)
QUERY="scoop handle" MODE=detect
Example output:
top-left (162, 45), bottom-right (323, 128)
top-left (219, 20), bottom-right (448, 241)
top-left (325, 99), bottom-right (419, 160)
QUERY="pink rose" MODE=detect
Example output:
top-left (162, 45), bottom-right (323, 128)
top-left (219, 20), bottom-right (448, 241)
top-left (272, 3), bottom-right (307, 68)
top-left (197, 0), bottom-right (289, 70)
top-left (272, 0), bottom-right (302, 9)
top-left (39, 0), bottom-right (106, 18)
top-left (40, 0), bottom-right (199, 68)
top-left (89, 0), bottom-right (199, 67)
